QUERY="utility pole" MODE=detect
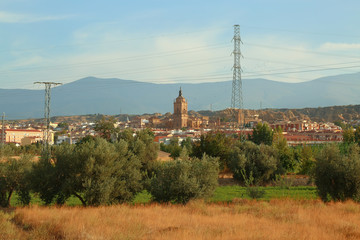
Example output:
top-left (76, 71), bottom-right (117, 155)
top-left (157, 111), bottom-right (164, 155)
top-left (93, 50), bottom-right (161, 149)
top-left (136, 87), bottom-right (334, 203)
top-left (34, 82), bottom-right (62, 160)
top-left (1, 112), bottom-right (5, 146)
top-left (231, 24), bottom-right (244, 138)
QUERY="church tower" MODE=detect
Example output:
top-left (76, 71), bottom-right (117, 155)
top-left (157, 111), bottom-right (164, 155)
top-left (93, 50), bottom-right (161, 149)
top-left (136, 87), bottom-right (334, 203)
top-left (173, 88), bottom-right (188, 129)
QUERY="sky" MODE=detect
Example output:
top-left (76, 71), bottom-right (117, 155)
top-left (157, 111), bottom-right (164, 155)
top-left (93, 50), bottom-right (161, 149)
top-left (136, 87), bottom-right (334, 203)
top-left (0, 0), bottom-right (360, 89)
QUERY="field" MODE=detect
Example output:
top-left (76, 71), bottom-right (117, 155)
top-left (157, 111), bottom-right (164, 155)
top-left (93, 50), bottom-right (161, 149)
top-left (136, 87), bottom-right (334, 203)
top-left (2, 199), bottom-right (360, 240)
top-left (9, 186), bottom-right (318, 207)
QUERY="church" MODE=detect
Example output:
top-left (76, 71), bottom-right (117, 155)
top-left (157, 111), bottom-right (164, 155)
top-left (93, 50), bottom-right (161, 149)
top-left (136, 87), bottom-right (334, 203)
top-left (173, 88), bottom-right (188, 129)
top-left (172, 88), bottom-right (209, 129)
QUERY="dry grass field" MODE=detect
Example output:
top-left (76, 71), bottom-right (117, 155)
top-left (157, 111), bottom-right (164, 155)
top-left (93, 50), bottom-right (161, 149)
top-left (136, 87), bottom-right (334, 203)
top-left (2, 199), bottom-right (360, 240)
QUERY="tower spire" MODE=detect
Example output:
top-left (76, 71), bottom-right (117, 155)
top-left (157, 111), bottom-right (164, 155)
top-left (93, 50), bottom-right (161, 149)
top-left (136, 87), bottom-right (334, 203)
top-left (179, 87), bottom-right (182, 97)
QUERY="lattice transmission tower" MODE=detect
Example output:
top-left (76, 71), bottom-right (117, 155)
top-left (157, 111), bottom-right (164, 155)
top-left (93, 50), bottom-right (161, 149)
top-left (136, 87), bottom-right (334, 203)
top-left (231, 24), bottom-right (243, 131)
top-left (34, 82), bottom-right (62, 159)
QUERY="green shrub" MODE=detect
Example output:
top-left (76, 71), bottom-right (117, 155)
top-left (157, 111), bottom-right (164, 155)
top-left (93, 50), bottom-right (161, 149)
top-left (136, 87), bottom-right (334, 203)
top-left (240, 169), bottom-right (265, 199)
top-left (230, 141), bottom-right (278, 184)
top-left (150, 155), bottom-right (219, 204)
top-left (315, 144), bottom-right (360, 202)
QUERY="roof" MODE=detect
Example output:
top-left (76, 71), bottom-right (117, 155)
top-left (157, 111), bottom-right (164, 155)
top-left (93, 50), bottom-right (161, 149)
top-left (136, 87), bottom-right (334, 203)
top-left (5, 129), bottom-right (42, 133)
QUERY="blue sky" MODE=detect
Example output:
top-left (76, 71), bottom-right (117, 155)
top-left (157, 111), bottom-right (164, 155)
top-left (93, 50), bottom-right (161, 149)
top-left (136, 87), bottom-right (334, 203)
top-left (1, 0), bottom-right (359, 89)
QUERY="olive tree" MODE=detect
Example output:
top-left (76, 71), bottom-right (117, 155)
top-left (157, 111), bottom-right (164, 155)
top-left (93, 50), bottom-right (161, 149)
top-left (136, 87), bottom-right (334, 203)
top-left (150, 155), bottom-right (219, 204)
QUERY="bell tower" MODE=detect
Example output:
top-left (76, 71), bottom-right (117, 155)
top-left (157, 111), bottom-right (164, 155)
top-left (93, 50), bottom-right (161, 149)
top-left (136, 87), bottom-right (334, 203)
top-left (173, 88), bottom-right (188, 129)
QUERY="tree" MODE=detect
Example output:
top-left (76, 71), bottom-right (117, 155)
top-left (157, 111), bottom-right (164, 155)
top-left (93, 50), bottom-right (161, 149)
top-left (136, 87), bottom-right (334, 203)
top-left (249, 122), bottom-right (273, 145)
top-left (273, 127), bottom-right (296, 173)
top-left (94, 116), bottom-right (119, 141)
top-left (0, 155), bottom-right (33, 207)
top-left (31, 138), bottom-right (143, 206)
top-left (160, 137), bottom-right (182, 159)
top-left (191, 132), bottom-right (233, 170)
top-left (297, 145), bottom-right (316, 175)
top-left (0, 144), bottom-right (14, 159)
top-left (150, 155), bottom-right (219, 204)
top-left (355, 127), bottom-right (360, 145)
top-left (229, 141), bottom-right (278, 184)
top-left (121, 128), bottom-right (159, 173)
top-left (181, 137), bottom-right (193, 155)
top-left (343, 126), bottom-right (355, 144)
top-left (315, 144), bottom-right (360, 202)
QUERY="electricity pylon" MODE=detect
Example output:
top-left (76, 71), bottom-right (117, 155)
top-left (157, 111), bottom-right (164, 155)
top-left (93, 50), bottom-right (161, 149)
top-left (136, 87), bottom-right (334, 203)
top-left (34, 82), bottom-right (62, 159)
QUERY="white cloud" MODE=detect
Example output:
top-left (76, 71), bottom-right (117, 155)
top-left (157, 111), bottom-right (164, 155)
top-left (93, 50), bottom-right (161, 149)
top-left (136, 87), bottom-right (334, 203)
top-left (240, 36), bottom-right (360, 83)
top-left (0, 11), bottom-right (72, 23)
top-left (3, 26), bottom-right (360, 89)
top-left (320, 42), bottom-right (360, 51)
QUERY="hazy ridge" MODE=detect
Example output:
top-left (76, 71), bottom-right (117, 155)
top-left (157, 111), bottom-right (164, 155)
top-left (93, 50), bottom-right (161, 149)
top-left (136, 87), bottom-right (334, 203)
top-left (1, 72), bottom-right (359, 119)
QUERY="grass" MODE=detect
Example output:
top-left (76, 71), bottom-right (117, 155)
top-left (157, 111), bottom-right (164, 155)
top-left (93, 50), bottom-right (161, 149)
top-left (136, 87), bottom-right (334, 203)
top-left (9, 186), bottom-right (318, 207)
top-left (3, 199), bottom-right (360, 239)
top-left (211, 186), bottom-right (318, 202)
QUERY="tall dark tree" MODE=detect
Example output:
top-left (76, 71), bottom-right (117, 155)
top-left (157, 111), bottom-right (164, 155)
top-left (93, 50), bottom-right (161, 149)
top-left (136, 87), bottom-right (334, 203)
top-left (191, 132), bottom-right (233, 170)
top-left (249, 122), bottom-right (273, 145)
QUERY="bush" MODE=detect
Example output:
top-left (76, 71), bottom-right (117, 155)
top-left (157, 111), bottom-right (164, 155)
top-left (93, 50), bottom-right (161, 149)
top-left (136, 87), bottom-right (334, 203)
top-left (150, 155), bottom-right (219, 204)
top-left (315, 144), bottom-right (360, 202)
top-left (240, 169), bottom-right (265, 199)
top-left (229, 141), bottom-right (278, 184)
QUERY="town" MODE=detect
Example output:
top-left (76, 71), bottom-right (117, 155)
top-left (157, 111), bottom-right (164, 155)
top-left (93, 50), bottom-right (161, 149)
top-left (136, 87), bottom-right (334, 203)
top-left (0, 88), bottom-right (346, 148)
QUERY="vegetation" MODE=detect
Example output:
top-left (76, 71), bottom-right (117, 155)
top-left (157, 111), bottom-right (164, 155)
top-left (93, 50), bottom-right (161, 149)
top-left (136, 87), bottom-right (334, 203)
top-left (315, 144), bottom-right (360, 202)
top-left (248, 122), bottom-right (273, 145)
top-left (1, 200), bottom-right (360, 239)
top-left (191, 132), bottom-right (234, 170)
top-left (2, 117), bottom-right (360, 207)
top-left (211, 186), bottom-right (318, 202)
top-left (0, 155), bottom-right (33, 207)
top-left (150, 155), bottom-right (219, 204)
top-left (94, 116), bottom-right (119, 141)
top-left (160, 137), bottom-right (182, 159)
top-left (229, 141), bottom-right (278, 184)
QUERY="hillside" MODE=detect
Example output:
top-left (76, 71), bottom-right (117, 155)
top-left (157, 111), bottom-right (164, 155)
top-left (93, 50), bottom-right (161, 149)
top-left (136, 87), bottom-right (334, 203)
top-left (201, 105), bottom-right (360, 123)
top-left (12, 104), bottom-right (360, 125)
top-left (1, 72), bottom-right (360, 119)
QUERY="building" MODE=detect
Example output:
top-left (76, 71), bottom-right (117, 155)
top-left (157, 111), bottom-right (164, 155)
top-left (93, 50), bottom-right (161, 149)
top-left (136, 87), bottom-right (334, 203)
top-left (3, 129), bottom-right (53, 146)
top-left (173, 88), bottom-right (188, 129)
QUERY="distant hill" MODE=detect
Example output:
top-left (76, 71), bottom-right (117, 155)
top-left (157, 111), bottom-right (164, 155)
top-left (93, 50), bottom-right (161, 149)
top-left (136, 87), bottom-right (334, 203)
top-left (200, 105), bottom-right (360, 123)
top-left (14, 104), bottom-right (360, 125)
top-left (1, 72), bottom-right (360, 119)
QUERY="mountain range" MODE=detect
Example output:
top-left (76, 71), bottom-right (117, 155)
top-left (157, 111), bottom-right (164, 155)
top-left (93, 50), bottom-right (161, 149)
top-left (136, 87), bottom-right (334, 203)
top-left (1, 72), bottom-right (360, 119)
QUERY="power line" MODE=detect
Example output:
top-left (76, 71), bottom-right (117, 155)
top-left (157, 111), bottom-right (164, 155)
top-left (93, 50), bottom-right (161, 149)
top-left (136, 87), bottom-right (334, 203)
top-left (244, 42), bottom-right (360, 59)
top-left (0, 26), bottom-right (230, 54)
top-left (0, 43), bottom-right (230, 75)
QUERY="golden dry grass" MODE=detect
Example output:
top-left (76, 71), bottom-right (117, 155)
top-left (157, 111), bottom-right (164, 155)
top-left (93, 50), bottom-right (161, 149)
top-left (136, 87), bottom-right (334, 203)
top-left (2, 199), bottom-right (360, 240)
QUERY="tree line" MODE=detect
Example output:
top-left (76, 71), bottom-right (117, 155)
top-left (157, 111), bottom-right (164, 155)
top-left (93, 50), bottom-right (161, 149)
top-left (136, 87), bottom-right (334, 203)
top-left (0, 128), bottom-right (219, 207)
top-left (1, 120), bottom-right (360, 207)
